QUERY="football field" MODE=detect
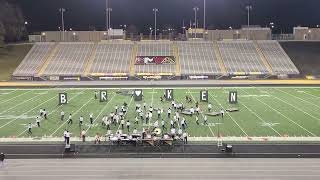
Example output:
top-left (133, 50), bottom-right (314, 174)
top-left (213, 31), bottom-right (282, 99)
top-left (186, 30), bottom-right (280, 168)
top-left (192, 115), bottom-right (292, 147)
top-left (0, 86), bottom-right (320, 141)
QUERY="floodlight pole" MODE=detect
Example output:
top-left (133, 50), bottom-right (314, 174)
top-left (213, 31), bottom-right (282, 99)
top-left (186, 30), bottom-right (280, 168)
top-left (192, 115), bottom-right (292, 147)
top-left (59, 8), bottom-right (66, 41)
top-left (182, 19), bottom-right (185, 35)
top-left (106, 0), bottom-right (109, 30)
top-left (204, 0), bottom-right (206, 30)
top-left (107, 8), bottom-right (112, 30)
top-left (193, 7), bottom-right (199, 39)
top-left (246, 5), bottom-right (252, 40)
top-left (107, 8), bottom-right (112, 39)
top-left (153, 8), bottom-right (158, 41)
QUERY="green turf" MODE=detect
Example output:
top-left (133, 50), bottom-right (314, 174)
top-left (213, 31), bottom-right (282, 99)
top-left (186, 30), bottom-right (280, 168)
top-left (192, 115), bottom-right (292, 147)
top-left (0, 87), bottom-right (320, 139)
top-left (0, 44), bottom-right (33, 81)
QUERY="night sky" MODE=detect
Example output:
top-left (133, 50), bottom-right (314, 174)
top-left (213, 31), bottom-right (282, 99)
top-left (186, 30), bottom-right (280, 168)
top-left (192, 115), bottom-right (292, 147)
top-left (16, 0), bottom-right (320, 34)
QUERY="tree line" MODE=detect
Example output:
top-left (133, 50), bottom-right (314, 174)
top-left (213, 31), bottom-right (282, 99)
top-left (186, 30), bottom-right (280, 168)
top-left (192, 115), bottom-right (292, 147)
top-left (0, 0), bottom-right (26, 47)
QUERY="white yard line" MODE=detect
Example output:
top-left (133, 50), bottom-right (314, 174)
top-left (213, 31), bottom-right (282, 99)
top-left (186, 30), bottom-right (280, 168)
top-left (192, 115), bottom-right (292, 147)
top-left (116, 96), bottom-right (134, 132)
top-left (49, 97), bottom-right (94, 137)
top-left (266, 89), bottom-right (320, 122)
top-left (208, 92), bottom-right (249, 137)
top-left (147, 88), bottom-right (155, 129)
top-left (0, 90), bottom-right (31, 104)
top-left (85, 92), bottom-right (118, 133)
top-left (300, 89), bottom-right (320, 99)
top-left (17, 89), bottom-right (86, 137)
top-left (0, 89), bottom-right (17, 96)
top-left (187, 89), bottom-right (215, 137)
top-left (277, 88), bottom-right (320, 109)
top-left (239, 101), bottom-right (281, 136)
top-left (0, 95), bottom-right (57, 129)
top-left (0, 92), bottom-right (47, 114)
top-left (241, 88), bottom-right (316, 137)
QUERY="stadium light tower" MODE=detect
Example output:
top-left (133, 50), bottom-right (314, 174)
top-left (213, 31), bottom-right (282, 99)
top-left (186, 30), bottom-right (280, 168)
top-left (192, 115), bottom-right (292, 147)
top-left (153, 8), bottom-right (159, 40)
top-left (204, 0), bottom-right (206, 30)
top-left (107, 8), bottom-right (112, 30)
top-left (105, 0), bottom-right (109, 30)
top-left (59, 8), bottom-right (66, 41)
top-left (193, 7), bottom-right (199, 38)
top-left (246, 5), bottom-right (252, 40)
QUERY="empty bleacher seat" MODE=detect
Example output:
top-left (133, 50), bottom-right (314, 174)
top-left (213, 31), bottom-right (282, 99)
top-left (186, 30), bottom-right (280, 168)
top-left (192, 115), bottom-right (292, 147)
top-left (89, 42), bottom-right (133, 74)
top-left (178, 41), bottom-right (222, 75)
top-left (258, 40), bottom-right (299, 75)
top-left (13, 42), bottom-right (55, 76)
top-left (43, 42), bottom-right (94, 76)
top-left (137, 41), bottom-right (173, 56)
top-left (218, 41), bottom-right (269, 74)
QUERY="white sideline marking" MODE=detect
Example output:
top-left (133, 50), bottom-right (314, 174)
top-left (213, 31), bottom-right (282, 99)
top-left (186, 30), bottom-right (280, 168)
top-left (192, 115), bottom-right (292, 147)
top-left (16, 89), bottom-right (86, 137)
top-left (49, 97), bottom-right (94, 136)
top-left (188, 89), bottom-right (215, 137)
top-left (241, 88), bottom-right (316, 137)
top-left (208, 92), bottom-right (249, 137)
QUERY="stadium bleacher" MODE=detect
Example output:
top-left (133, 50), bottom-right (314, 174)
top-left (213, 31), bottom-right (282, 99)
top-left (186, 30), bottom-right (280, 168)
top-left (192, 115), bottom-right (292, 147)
top-left (88, 41), bottom-right (133, 75)
top-left (42, 42), bottom-right (94, 76)
top-left (178, 41), bottom-right (222, 75)
top-left (218, 40), bottom-right (269, 75)
top-left (137, 41), bottom-right (173, 56)
top-left (257, 40), bottom-right (299, 75)
top-left (12, 40), bottom-right (302, 80)
top-left (13, 42), bottom-right (55, 77)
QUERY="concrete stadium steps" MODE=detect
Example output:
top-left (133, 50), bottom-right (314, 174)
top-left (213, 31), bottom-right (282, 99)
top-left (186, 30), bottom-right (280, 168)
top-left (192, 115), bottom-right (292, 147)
top-left (213, 41), bottom-right (227, 75)
top-left (88, 41), bottom-right (133, 76)
top-left (178, 41), bottom-right (223, 76)
top-left (173, 42), bottom-right (181, 76)
top-left (253, 40), bottom-right (274, 74)
top-left (217, 40), bottom-right (270, 75)
top-left (258, 40), bottom-right (300, 75)
top-left (137, 41), bottom-right (173, 56)
top-left (129, 42), bottom-right (138, 77)
top-left (37, 42), bottom-right (59, 77)
top-left (83, 42), bottom-right (98, 76)
top-left (42, 42), bottom-right (94, 76)
top-left (13, 42), bottom-right (56, 77)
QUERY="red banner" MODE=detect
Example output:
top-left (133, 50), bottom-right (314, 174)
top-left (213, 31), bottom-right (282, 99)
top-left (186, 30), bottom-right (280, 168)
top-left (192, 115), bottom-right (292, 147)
top-left (135, 56), bottom-right (175, 65)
